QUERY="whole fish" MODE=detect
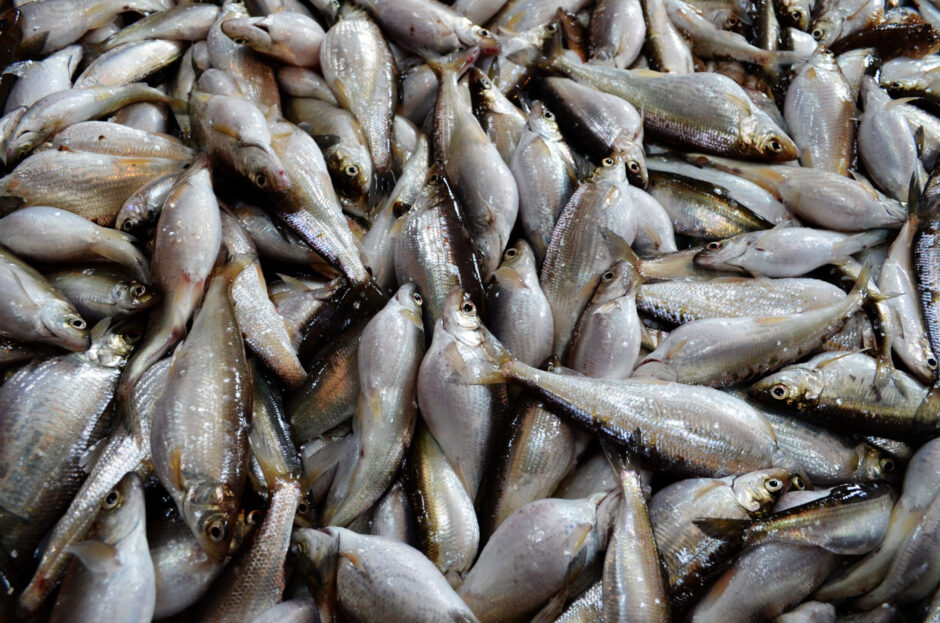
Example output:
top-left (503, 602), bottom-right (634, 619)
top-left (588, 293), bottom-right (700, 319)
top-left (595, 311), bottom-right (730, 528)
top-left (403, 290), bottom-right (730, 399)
top-left (47, 267), bottom-right (156, 323)
top-left (150, 258), bottom-right (252, 562)
top-left (590, 0), bottom-right (646, 68)
top-left (322, 283), bottom-right (424, 526)
top-left (49, 473), bottom-right (154, 623)
top-left (0, 245), bottom-right (89, 350)
top-left (43, 120), bottom-right (194, 160)
top-left (0, 206), bottom-right (150, 282)
top-left (319, 9), bottom-right (397, 193)
top-left (485, 240), bottom-right (554, 368)
top-left (355, 0), bottom-right (500, 55)
top-left (221, 12), bottom-right (325, 68)
top-left (749, 351), bottom-right (934, 435)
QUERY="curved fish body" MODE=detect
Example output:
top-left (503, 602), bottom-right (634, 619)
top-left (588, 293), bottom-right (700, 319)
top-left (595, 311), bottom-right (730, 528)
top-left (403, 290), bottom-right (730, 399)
top-left (114, 173), bottom-right (177, 235)
top-left (3, 44), bottom-right (82, 115)
top-left (103, 4), bottom-right (220, 49)
top-left (467, 67), bottom-right (527, 166)
top-left (320, 9), bottom-right (397, 190)
top-left (233, 203), bottom-right (334, 276)
top-left (0, 245), bottom-right (89, 350)
top-left (458, 496), bottom-right (605, 623)
top-left (478, 395), bottom-right (580, 538)
top-left (637, 277), bottom-right (845, 326)
top-left (511, 102), bottom-right (578, 264)
top-left (541, 52), bottom-right (796, 161)
top-left (632, 270), bottom-right (868, 386)
top-left (749, 351), bottom-right (933, 435)
top-left (119, 157), bottom-right (221, 401)
top-left (6, 83), bottom-right (171, 161)
top-left (47, 267), bottom-right (156, 323)
top-left (207, 0), bottom-right (280, 110)
top-left (783, 51), bottom-right (857, 174)
top-left (539, 77), bottom-right (646, 185)
top-left (590, 0), bottom-right (645, 68)
top-left (649, 469), bottom-right (791, 613)
top-left (0, 150), bottom-right (186, 225)
top-left (0, 321), bottom-right (136, 565)
top-left (417, 289), bottom-right (509, 499)
top-left (221, 213), bottom-right (306, 389)
top-left (643, 0), bottom-right (696, 72)
top-left (49, 473), bottom-right (154, 623)
top-left (566, 260), bottom-right (643, 379)
top-left (221, 12), bottom-right (325, 68)
top-left (150, 261), bottom-right (252, 563)
top-left (694, 227), bottom-right (890, 277)
top-left (404, 425), bottom-right (480, 587)
top-left (328, 527), bottom-right (479, 622)
top-left (631, 186), bottom-right (679, 255)
top-left (394, 168), bottom-right (485, 328)
top-left (0, 206), bottom-right (149, 282)
top-left (43, 121), bottom-right (194, 160)
top-left (355, 0), bottom-right (499, 55)
top-left (322, 284), bottom-right (424, 526)
top-left (269, 119), bottom-right (369, 287)
top-left (485, 241), bottom-right (554, 368)
top-left (433, 55), bottom-right (519, 276)
top-left (371, 480), bottom-right (417, 544)
top-left (540, 158), bottom-right (636, 357)
top-left (73, 39), bottom-right (185, 88)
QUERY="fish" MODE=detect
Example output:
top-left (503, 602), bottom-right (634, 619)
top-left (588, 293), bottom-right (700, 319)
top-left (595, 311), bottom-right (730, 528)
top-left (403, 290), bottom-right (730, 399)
top-left (221, 12), bottom-right (325, 69)
top-left (46, 267), bottom-right (156, 322)
top-left (355, 0), bottom-right (500, 56)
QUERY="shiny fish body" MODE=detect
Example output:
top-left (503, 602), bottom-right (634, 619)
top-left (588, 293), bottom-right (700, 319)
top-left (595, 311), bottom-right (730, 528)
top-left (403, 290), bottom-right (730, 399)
top-left (46, 267), bottom-right (156, 323)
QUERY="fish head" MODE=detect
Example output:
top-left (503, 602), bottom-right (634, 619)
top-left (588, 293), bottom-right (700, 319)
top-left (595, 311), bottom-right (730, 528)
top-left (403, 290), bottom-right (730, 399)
top-left (391, 282), bottom-right (425, 330)
top-left (618, 142), bottom-right (648, 188)
top-left (40, 300), bottom-right (89, 351)
top-left (809, 18), bottom-right (842, 47)
top-left (594, 260), bottom-right (641, 304)
top-left (693, 234), bottom-right (754, 270)
top-left (221, 17), bottom-right (273, 53)
top-left (731, 468), bottom-right (792, 515)
top-left (441, 287), bottom-right (484, 347)
top-left (467, 66), bottom-right (498, 108)
top-left (748, 366), bottom-right (822, 410)
top-left (326, 149), bottom-right (370, 200)
top-left (88, 472), bottom-right (146, 545)
top-left (112, 280), bottom-right (158, 314)
top-left (293, 527), bottom-right (339, 586)
top-left (85, 317), bottom-right (144, 367)
top-left (466, 24), bottom-right (501, 56)
top-left (591, 153), bottom-right (627, 184)
top-left (6, 128), bottom-right (40, 162)
top-left (740, 115), bottom-right (798, 162)
top-left (777, 0), bottom-right (810, 29)
top-left (294, 492), bottom-right (317, 528)
top-left (496, 239), bottom-right (536, 276)
top-left (235, 145), bottom-right (292, 192)
top-left (526, 101), bottom-right (564, 141)
top-left (183, 481), bottom-right (241, 562)
top-left (855, 443), bottom-right (901, 485)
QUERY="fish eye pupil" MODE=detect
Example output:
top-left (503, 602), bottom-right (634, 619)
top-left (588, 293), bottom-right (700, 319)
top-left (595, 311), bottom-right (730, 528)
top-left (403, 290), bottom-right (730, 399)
top-left (298, 503), bottom-right (308, 513)
top-left (413, 292), bottom-right (423, 305)
top-left (544, 110), bottom-right (554, 119)
top-left (69, 318), bottom-right (86, 330)
top-left (706, 242), bottom-right (721, 250)
top-left (769, 138), bottom-right (781, 152)
top-left (132, 285), bottom-right (146, 297)
top-left (505, 249), bottom-right (517, 258)
top-left (882, 459), bottom-right (895, 472)
top-left (603, 158), bottom-right (614, 166)
top-left (256, 174), bottom-right (267, 187)
top-left (793, 476), bottom-right (805, 490)
top-left (234, 38), bottom-right (246, 45)
top-left (771, 384), bottom-right (788, 399)
top-left (103, 491), bottom-right (120, 508)
top-left (462, 302), bottom-right (474, 314)
top-left (603, 271), bottom-right (614, 281)
top-left (629, 162), bottom-right (640, 172)
top-left (345, 165), bottom-right (358, 176)
top-left (812, 29), bottom-right (822, 39)
top-left (548, 23), bottom-right (557, 32)
top-left (928, 357), bottom-right (938, 369)
top-left (479, 29), bottom-right (490, 37)
top-left (767, 479), bottom-right (781, 491)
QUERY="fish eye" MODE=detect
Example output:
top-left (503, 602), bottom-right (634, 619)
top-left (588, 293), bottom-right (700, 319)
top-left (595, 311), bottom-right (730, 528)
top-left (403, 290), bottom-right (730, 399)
top-left (255, 174), bottom-right (268, 188)
top-left (430, 174), bottom-right (443, 184)
top-left (765, 478), bottom-right (783, 492)
top-left (479, 29), bottom-right (491, 38)
top-left (726, 15), bottom-right (739, 26)
top-left (68, 317), bottom-right (87, 330)
top-left (770, 383), bottom-right (789, 400)
top-left (602, 271), bottom-right (614, 281)
top-left (543, 110), bottom-right (554, 120)
top-left (247, 510), bottom-right (263, 525)
top-left (460, 301), bottom-right (476, 316)
top-left (628, 161), bottom-right (641, 173)
top-left (547, 23), bottom-right (558, 33)
top-left (123, 329), bottom-right (143, 343)
top-left (102, 490), bottom-right (121, 509)
top-left (412, 292), bottom-right (423, 305)
top-left (207, 519), bottom-right (228, 542)
top-left (120, 220), bottom-right (136, 232)
top-left (927, 356), bottom-right (938, 370)
top-left (790, 8), bottom-right (804, 20)
top-left (791, 476), bottom-right (806, 490)
top-left (233, 37), bottom-right (247, 45)
top-left (881, 458), bottom-right (895, 473)
top-left (706, 241), bottom-right (722, 251)
top-left (504, 248), bottom-right (517, 259)
top-left (131, 284), bottom-right (147, 298)
top-left (811, 28), bottom-right (823, 40)
top-left (297, 502), bottom-right (309, 514)
top-left (345, 165), bottom-right (359, 177)
top-left (602, 157), bottom-right (615, 167)
top-left (768, 138), bottom-right (783, 153)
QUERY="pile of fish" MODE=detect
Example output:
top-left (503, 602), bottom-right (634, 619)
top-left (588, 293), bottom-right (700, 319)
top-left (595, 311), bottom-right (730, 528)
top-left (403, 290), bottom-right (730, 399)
top-left (4, 0), bottom-right (940, 620)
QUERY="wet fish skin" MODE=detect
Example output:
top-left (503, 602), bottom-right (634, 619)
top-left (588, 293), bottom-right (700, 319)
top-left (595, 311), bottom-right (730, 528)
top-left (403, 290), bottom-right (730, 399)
top-left (73, 39), bottom-right (185, 88)
top-left (114, 172), bottom-right (177, 235)
top-left (0, 245), bottom-right (89, 351)
top-left (417, 288), bottom-right (510, 499)
top-left (43, 120), bottom-right (194, 161)
top-left (3, 45), bottom-right (82, 115)
top-left (510, 101), bottom-right (578, 263)
top-left (404, 425), bottom-right (480, 587)
top-left (467, 67), bottom-right (527, 167)
top-left (222, 12), bottom-right (325, 69)
top-left (356, 0), bottom-right (500, 56)
top-left (371, 480), bottom-right (418, 545)
top-left (327, 527), bottom-right (480, 623)
top-left (320, 8), bottom-right (397, 190)
top-left (565, 260), bottom-right (643, 379)
top-left (642, 0), bottom-right (696, 72)
top-left (749, 351), bottom-right (933, 436)
top-left (0, 150), bottom-right (186, 226)
top-left (322, 283), bottom-right (425, 527)
top-left (485, 241), bottom-right (554, 368)
top-left (7, 83), bottom-right (171, 162)
top-left (47, 267), bottom-right (156, 323)
top-left (590, 0), bottom-right (645, 68)
top-left (0, 206), bottom-right (150, 282)
top-left (103, 4), bottom-right (220, 50)
top-left (49, 473), bottom-right (154, 623)
top-left (150, 510), bottom-right (224, 619)
top-left (232, 203), bottom-right (335, 277)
